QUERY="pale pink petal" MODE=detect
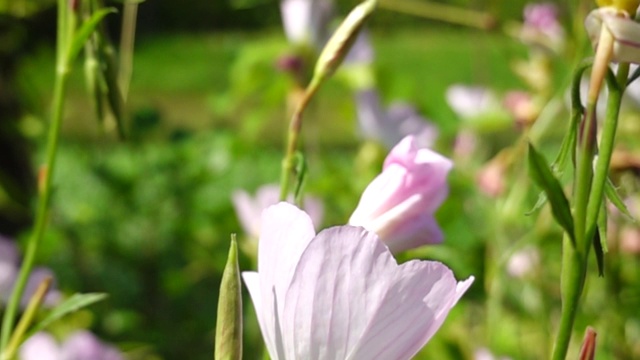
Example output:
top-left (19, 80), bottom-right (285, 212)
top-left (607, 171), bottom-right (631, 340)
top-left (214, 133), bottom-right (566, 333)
top-left (243, 202), bottom-right (317, 360)
top-left (381, 213), bottom-right (444, 253)
top-left (280, 226), bottom-right (397, 359)
top-left (585, 8), bottom-right (640, 64)
top-left (349, 265), bottom-right (472, 359)
top-left (278, 225), bottom-right (473, 359)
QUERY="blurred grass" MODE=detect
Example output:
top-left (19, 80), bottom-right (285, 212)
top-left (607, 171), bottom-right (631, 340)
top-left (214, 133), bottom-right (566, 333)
top-left (17, 27), bottom-right (525, 142)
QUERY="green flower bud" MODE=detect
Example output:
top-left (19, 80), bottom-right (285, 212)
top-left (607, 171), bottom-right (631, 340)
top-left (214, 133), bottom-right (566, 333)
top-left (214, 235), bottom-right (242, 360)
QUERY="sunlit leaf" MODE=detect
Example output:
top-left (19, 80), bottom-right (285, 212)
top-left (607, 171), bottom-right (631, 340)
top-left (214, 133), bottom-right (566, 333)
top-left (605, 177), bottom-right (634, 222)
top-left (26, 293), bottom-right (108, 338)
top-left (68, 7), bottom-right (117, 63)
top-left (593, 227), bottom-right (605, 277)
top-left (528, 143), bottom-right (575, 245)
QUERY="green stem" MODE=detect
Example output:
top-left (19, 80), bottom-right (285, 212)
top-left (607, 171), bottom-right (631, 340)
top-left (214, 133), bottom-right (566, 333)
top-left (585, 68), bottom-right (623, 241)
top-left (552, 235), bottom-right (587, 360)
top-left (0, 0), bottom-right (71, 350)
top-left (279, 77), bottom-right (322, 201)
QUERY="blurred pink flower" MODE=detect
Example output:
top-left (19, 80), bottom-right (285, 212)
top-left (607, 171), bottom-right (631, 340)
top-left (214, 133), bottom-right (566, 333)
top-left (0, 235), bottom-right (60, 308)
top-left (355, 89), bottom-right (438, 149)
top-left (19, 332), bottom-right (60, 360)
top-left (476, 160), bottom-right (506, 198)
top-left (232, 184), bottom-right (323, 238)
top-left (349, 135), bottom-right (452, 253)
top-left (0, 236), bottom-right (19, 299)
top-left (520, 3), bottom-right (565, 51)
top-left (585, 7), bottom-right (640, 63)
top-left (20, 331), bottom-right (123, 360)
top-left (243, 202), bottom-right (473, 360)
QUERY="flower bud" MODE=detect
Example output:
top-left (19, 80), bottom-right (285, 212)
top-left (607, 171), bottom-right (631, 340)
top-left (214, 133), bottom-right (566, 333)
top-left (214, 236), bottom-right (243, 360)
top-left (313, 0), bottom-right (377, 82)
top-left (349, 135), bottom-right (452, 253)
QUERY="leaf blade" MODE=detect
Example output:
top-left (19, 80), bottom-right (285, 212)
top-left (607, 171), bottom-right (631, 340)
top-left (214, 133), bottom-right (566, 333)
top-left (528, 143), bottom-right (575, 245)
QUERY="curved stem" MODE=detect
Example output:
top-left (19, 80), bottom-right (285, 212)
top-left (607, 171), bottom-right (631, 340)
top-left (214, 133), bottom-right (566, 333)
top-left (0, 0), bottom-right (71, 350)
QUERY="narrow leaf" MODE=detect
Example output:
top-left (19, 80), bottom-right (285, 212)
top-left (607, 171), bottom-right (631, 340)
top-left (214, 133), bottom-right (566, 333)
top-left (526, 191), bottom-right (547, 215)
top-left (605, 178), bottom-right (634, 222)
top-left (99, 40), bottom-right (127, 139)
top-left (26, 293), bottom-right (107, 338)
top-left (293, 151), bottom-right (307, 205)
top-left (597, 199), bottom-right (609, 254)
top-left (528, 143), bottom-right (576, 245)
top-left (593, 227), bottom-right (605, 277)
top-left (68, 7), bottom-right (117, 63)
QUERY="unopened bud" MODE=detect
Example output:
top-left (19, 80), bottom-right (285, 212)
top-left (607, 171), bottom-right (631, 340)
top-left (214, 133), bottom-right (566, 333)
top-left (578, 327), bottom-right (597, 360)
top-left (313, 0), bottom-right (377, 82)
top-left (214, 235), bottom-right (243, 360)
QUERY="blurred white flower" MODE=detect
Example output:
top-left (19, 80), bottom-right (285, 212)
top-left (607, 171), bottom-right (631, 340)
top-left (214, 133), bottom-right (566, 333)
top-left (474, 347), bottom-right (513, 360)
top-left (280, 0), bottom-right (334, 48)
top-left (506, 248), bottom-right (540, 278)
top-left (446, 85), bottom-right (499, 119)
top-left (232, 184), bottom-right (323, 239)
top-left (355, 88), bottom-right (438, 149)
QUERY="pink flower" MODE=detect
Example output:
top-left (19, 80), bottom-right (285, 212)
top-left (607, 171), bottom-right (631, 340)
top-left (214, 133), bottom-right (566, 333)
top-left (243, 203), bottom-right (473, 360)
top-left (520, 3), bottom-right (565, 51)
top-left (349, 135), bottom-right (452, 253)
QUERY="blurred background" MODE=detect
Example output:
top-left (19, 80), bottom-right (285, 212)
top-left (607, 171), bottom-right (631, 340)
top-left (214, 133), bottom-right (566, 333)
top-left (2, 0), bottom-right (640, 359)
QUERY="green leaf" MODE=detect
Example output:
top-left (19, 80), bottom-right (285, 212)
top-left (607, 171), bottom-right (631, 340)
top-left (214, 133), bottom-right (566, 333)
top-left (26, 293), bottom-right (107, 339)
top-left (526, 192), bottom-right (547, 216)
top-left (593, 227), bottom-right (605, 277)
top-left (527, 108), bottom-right (580, 216)
top-left (528, 143), bottom-right (575, 245)
top-left (597, 199), bottom-right (609, 254)
top-left (68, 7), bottom-right (117, 63)
top-left (605, 178), bottom-right (635, 222)
top-left (99, 41), bottom-right (127, 139)
top-left (293, 152), bottom-right (307, 205)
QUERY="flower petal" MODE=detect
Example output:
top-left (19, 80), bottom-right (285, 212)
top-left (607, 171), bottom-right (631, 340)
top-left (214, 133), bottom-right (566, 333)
top-left (243, 202), bottom-right (317, 360)
top-left (585, 8), bottom-right (640, 64)
top-left (279, 225), bottom-right (473, 360)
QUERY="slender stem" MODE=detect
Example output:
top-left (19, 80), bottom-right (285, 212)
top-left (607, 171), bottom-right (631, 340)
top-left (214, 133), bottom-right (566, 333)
top-left (279, 77), bottom-right (322, 201)
top-left (585, 69), bottom-right (623, 240)
top-left (0, 0), bottom-right (71, 350)
top-left (1, 278), bottom-right (52, 360)
top-left (119, 0), bottom-right (138, 101)
top-left (552, 235), bottom-right (587, 360)
top-left (378, 0), bottom-right (494, 29)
